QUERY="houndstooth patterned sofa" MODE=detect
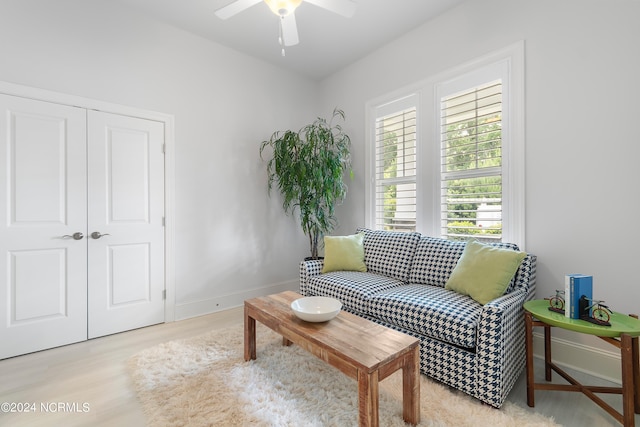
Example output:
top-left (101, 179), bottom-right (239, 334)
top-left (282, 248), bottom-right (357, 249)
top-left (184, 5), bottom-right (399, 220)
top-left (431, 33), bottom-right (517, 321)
top-left (299, 228), bottom-right (537, 408)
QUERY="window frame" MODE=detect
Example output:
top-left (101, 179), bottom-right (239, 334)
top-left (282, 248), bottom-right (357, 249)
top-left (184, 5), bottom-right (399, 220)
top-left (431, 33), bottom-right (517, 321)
top-left (365, 42), bottom-right (526, 248)
top-left (369, 94), bottom-right (419, 232)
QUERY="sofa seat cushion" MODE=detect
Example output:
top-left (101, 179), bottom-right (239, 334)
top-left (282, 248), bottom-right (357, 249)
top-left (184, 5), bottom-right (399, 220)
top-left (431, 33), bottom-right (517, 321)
top-left (367, 284), bottom-right (483, 349)
top-left (306, 271), bottom-right (405, 314)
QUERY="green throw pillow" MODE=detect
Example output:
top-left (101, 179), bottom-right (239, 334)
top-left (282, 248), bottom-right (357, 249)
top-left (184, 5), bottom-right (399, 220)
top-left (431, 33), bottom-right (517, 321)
top-left (321, 233), bottom-right (367, 274)
top-left (444, 240), bottom-right (526, 305)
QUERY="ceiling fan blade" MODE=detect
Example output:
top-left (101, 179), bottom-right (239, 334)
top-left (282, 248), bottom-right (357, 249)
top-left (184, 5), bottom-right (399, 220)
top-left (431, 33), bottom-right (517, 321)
top-left (281, 14), bottom-right (299, 46)
top-left (214, 0), bottom-right (262, 19)
top-left (304, 0), bottom-right (357, 18)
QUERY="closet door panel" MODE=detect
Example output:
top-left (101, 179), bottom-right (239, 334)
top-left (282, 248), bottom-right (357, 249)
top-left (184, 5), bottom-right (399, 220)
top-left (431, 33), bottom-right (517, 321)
top-left (87, 110), bottom-right (165, 339)
top-left (0, 94), bottom-right (87, 359)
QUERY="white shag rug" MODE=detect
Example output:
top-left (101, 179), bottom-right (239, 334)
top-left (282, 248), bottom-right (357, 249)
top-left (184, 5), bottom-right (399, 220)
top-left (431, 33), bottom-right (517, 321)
top-left (128, 323), bottom-right (559, 427)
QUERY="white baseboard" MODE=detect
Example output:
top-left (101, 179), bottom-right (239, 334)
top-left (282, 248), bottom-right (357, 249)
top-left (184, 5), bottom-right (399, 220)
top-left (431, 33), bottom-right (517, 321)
top-left (174, 280), bottom-right (298, 321)
top-left (531, 331), bottom-right (623, 384)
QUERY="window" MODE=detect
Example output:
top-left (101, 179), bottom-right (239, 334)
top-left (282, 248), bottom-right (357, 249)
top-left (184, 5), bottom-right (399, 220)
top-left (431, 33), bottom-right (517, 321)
top-left (372, 95), bottom-right (417, 231)
top-left (440, 81), bottom-right (503, 241)
top-left (366, 43), bottom-right (525, 246)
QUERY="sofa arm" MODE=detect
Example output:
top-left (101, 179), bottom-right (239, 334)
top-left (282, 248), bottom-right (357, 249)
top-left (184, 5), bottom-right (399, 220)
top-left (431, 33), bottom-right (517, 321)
top-left (475, 288), bottom-right (529, 408)
top-left (299, 259), bottom-right (324, 296)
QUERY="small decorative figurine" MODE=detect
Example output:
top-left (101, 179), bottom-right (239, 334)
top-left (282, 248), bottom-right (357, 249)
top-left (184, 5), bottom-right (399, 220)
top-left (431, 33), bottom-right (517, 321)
top-left (546, 289), bottom-right (565, 314)
top-left (579, 296), bottom-right (612, 326)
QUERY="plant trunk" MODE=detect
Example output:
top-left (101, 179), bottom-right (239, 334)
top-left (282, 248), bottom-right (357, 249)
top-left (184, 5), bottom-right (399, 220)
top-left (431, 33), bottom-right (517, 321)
top-left (309, 232), bottom-right (319, 259)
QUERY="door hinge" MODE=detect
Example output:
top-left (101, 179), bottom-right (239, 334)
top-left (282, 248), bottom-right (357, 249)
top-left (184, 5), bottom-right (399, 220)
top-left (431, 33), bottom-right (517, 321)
top-left (162, 217), bottom-right (165, 227)
top-left (162, 144), bottom-right (166, 154)
top-left (162, 290), bottom-right (166, 300)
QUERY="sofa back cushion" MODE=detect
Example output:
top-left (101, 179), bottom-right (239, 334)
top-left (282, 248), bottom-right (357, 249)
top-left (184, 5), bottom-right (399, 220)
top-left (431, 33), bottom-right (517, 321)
top-left (409, 236), bottom-right (520, 288)
top-left (356, 228), bottom-right (420, 282)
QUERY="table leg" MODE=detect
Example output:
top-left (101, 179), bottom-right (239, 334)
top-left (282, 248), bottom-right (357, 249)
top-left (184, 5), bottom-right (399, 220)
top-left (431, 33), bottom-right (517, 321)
top-left (621, 333), bottom-right (636, 427)
top-left (402, 346), bottom-right (420, 425)
top-left (544, 325), bottom-right (552, 381)
top-left (630, 315), bottom-right (640, 414)
top-left (633, 335), bottom-right (640, 414)
top-left (525, 311), bottom-right (535, 407)
top-left (358, 369), bottom-right (379, 427)
top-left (244, 305), bottom-right (256, 361)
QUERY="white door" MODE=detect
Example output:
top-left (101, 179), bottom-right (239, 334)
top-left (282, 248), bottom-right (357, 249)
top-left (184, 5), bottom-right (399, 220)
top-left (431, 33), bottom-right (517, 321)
top-left (87, 111), bottom-right (165, 338)
top-left (0, 94), bottom-right (88, 359)
top-left (0, 95), bottom-right (167, 358)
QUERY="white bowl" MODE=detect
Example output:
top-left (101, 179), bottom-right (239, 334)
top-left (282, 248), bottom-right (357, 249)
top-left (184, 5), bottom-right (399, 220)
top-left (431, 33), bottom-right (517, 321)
top-left (291, 296), bottom-right (342, 322)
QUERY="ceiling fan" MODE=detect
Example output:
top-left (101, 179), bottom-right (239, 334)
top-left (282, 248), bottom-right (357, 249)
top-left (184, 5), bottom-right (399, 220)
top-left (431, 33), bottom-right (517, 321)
top-left (214, 0), bottom-right (357, 56)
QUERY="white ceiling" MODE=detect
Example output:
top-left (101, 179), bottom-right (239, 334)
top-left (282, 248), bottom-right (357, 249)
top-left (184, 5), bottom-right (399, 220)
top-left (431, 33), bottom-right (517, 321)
top-left (111, 0), bottom-right (466, 80)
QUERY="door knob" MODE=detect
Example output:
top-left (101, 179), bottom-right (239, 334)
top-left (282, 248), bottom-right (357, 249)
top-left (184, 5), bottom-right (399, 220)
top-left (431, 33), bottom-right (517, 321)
top-left (91, 231), bottom-right (111, 239)
top-left (62, 232), bottom-right (84, 240)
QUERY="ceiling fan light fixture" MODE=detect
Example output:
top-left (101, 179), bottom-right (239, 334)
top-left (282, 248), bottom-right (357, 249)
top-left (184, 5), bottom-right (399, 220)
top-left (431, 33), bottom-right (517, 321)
top-left (264, 0), bottom-right (302, 17)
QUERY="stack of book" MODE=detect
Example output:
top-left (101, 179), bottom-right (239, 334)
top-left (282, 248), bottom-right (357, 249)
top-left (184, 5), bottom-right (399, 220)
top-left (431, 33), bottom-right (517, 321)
top-left (564, 274), bottom-right (593, 319)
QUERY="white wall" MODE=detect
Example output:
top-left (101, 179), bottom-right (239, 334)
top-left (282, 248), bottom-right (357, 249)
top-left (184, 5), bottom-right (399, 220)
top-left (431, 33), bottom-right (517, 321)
top-left (0, 0), bottom-right (319, 319)
top-left (320, 0), bottom-right (640, 379)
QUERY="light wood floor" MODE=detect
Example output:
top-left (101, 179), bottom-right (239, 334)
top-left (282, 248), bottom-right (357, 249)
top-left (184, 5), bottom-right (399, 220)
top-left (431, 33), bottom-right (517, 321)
top-left (1, 307), bottom-right (638, 427)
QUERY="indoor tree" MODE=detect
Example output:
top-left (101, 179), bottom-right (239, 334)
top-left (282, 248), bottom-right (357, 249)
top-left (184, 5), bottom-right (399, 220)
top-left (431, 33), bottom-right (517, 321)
top-left (260, 108), bottom-right (352, 259)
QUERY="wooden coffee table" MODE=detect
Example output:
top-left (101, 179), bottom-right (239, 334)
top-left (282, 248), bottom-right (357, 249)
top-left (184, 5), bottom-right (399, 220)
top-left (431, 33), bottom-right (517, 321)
top-left (244, 291), bottom-right (420, 427)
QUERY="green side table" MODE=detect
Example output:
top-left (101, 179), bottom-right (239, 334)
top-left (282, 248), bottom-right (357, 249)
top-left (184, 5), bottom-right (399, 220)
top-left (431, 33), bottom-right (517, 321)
top-left (524, 299), bottom-right (640, 427)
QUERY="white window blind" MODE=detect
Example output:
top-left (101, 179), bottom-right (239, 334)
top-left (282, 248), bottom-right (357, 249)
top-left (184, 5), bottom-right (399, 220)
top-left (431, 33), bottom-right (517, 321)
top-left (440, 80), bottom-right (503, 241)
top-left (374, 101), bottom-right (417, 232)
